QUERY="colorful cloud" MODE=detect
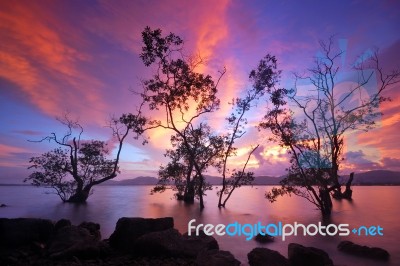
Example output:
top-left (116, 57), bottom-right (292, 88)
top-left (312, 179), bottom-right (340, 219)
top-left (0, 0), bottom-right (399, 183)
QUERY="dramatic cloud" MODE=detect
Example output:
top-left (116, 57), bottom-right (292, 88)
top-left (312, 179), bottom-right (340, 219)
top-left (1, 0), bottom-right (399, 182)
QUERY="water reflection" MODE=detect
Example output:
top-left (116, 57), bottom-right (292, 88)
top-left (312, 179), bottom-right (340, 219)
top-left (0, 185), bottom-right (398, 265)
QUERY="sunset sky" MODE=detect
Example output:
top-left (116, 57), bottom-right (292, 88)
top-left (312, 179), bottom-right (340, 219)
top-left (1, 0), bottom-right (399, 183)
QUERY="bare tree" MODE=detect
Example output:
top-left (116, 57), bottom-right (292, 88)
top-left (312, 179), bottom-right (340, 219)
top-left (217, 54), bottom-right (280, 207)
top-left (261, 37), bottom-right (400, 216)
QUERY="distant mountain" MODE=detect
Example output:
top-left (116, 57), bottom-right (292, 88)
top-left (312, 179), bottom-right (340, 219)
top-left (253, 175), bottom-right (284, 185)
top-left (351, 170), bottom-right (400, 185)
top-left (99, 170), bottom-right (400, 186)
top-left (204, 175), bottom-right (283, 185)
top-left (101, 175), bottom-right (283, 186)
top-left (103, 176), bottom-right (158, 186)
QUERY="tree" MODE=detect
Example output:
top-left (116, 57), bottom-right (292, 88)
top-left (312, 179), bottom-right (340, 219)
top-left (217, 54), bottom-right (280, 207)
top-left (26, 113), bottom-right (145, 203)
top-left (152, 123), bottom-right (224, 204)
top-left (260, 38), bottom-right (400, 216)
top-left (138, 27), bottom-right (225, 209)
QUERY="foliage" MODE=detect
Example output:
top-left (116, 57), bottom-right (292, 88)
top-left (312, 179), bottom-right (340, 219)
top-left (26, 114), bottom-right (145, 202)
top-left (138, 27), bottom-right (225, 209)
top-left (27, 148), bottom-right (74, 201)
top-left (152, 123), bottom-right (224, 200)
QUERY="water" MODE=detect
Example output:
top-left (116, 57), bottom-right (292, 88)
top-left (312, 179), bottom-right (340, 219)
top-left (1, 185), bottom-right (399, 265)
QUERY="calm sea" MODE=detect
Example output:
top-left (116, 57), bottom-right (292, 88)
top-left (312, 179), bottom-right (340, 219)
top-left (0, 185), bottom-right (399, 265)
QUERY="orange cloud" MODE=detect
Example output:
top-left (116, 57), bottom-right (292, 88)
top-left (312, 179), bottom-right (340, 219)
top-left (0, 1), bottom-right (107, 123)
top-left (343, 82), bottom-right (400, 166)
top-left (192, 0), bottom-right (230, 69)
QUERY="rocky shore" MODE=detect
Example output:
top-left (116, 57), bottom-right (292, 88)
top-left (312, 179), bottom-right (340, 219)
top-left (0, 217), bottom-right (390, 265)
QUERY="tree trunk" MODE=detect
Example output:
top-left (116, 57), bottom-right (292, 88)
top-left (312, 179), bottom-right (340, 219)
top-left (198, 175), bottom-right (204, 210)
top-left (67, 186), bottom-right (91, 203)
top-left (319, 188), bottom-right (332, 216)
top-left (332, 186), bottom-right (343, 199)
top-left (218, 182), bottom-right (226, 208)
top-left (183, 181), bottom-right (195, 203)
top-left (342, 172), bottom-right (354, 200)
top-left (332, 172), bottom-right (354, 200)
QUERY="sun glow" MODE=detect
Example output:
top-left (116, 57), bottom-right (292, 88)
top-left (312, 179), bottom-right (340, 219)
top-left (261, 146), bottom-right (287, 162)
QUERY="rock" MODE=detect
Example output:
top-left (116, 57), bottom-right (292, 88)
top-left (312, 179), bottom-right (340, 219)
top-left (196, 249), bottom-right (240, 266)
top-left (182, 230), bottom-right (219, 257)
top-left (248, 247), bottom-right (289, 266)
top-left (288, 243), bottom-right (333, 266)
top-left (0, 218), bottom-right (54, 248)
top-left (79, 221), bottom-right (101, 241)
top-left (109, 217), bottom-right (174, 251)
top-left (254, 232), bottom-right (274, 243)
top-left (338, 240), bottom-right (390, 261)
top-left (54, 219), bottom-right (71, 231)
top-left (47, 225), bottom-right (109, 259)
top-left (134, 228), bottom-right (184, 257)
top-left (133, 229), bottom-right (219, 258)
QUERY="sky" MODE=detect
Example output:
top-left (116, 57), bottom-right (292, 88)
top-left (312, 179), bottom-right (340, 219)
top-left (1, 0), bottom-right (399, 183)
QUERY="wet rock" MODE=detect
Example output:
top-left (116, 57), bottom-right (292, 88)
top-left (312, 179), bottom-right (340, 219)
top-left (182, 230), bottom-right (219, 257)
top-left (134, 228), bottom-right (184, 257)
top-left (196, 249), bottom-right (240, 266)
top-left (109, 217), bottom-right (174, 252)
top-left (337, 240), bottom-right (390, 261)
top-left (54, 218), bottom-right (71, 231)
top-left (248, 247), bottom-right (289, 266)
top-left (288, 243), bottom-right (333, 266)
top-left (133, 229), bottom-right (219, 258)
top-left (79, 221), bottom-right (101, 241)
top-left (0, 218), bottom-right (54, 248)
top-left (254, 232), bottom-right (275, 243)
top-left (47, 225), bottom-right (109, 259)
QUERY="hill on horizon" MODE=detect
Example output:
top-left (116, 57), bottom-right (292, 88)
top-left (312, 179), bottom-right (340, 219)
top-left (2, 170), bottom-right (399, 186)
top-left (101, 170), bottom-right (400, 186)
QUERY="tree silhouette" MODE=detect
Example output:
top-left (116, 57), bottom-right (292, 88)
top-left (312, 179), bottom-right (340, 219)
top-left (152, 123), bottom-right (224, 203)
top-left (217, 54), bottom-right (280, 207)
top-left (26, 113), bottom-right (145, 203)
top-left (138, 27), bottom-right (225, 209)
top-left (260, 37), bottom-right (400, 216)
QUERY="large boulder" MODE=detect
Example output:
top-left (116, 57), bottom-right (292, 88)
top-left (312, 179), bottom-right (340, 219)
top-left (109, 217), bottom-right (174, 251)
top-left (288, 243), bottom-right (333, 266)
top-left (337, 241), bottom-right (390, 261)
top-left (0, 218), bottom-right (54, 248)
top-left (134, 229), bottom-right (219, 258)
top-left (47, 225), bottom-right (109, 259)
top-left (54, 219), bottom-right (71, 232)
top-left (196, 249), bottom-right (240, 266)
top-left (182, 230), bottom-right (219, 257)
top-left (134, 228), bottom-right (184, 257)
top-left (248, 247), bottom-right (289, 266)
top-left (79, 221), bottom-right (101, 241)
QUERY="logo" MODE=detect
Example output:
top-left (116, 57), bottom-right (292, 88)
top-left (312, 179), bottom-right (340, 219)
top-left (188, 219), bottom-right (383, 241)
